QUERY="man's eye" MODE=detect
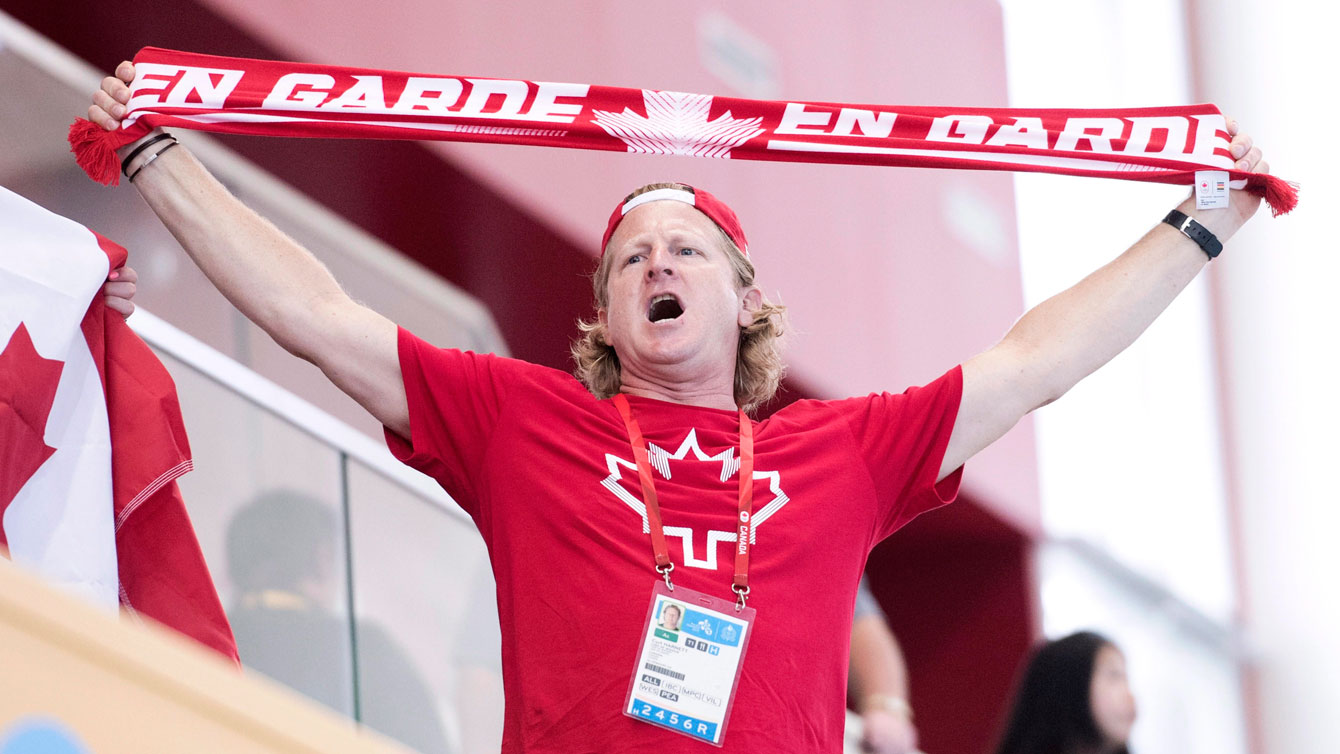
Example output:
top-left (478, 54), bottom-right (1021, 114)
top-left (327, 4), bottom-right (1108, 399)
top-left (678, 247), bottom-right (698, 256)
top-left (625, 254), bottom-right (644, 265)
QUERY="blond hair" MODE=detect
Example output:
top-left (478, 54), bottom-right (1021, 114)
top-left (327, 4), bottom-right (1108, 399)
top-left (571, 183), bottom-right (787, 414)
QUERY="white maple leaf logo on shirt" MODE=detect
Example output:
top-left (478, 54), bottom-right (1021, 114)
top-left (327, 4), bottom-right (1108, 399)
top-left (600, 429), bottom-right (790, 571)
top-left (592, 90), bottom-right (765, 158)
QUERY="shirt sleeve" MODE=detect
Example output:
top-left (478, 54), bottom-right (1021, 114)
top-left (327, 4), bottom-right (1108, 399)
top-left (383, 327), bottom-right (519, 517)
top-left (830, 365), bottom-right (965, 542)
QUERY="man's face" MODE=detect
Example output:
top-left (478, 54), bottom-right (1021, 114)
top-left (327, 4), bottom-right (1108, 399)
top-left (601, 201), bottom-right (758, 384)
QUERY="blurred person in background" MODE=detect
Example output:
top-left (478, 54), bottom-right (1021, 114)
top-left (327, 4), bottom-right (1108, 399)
top-left (227, 490), bottom-right (452, 754)
top-left (993, 631), bottom-right (1136, 754)
top-left (849, 577), bottom-right (918, 754)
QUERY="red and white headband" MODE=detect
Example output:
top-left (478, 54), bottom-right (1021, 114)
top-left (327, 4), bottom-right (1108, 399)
top-left (600, 184), bottom-right (750, 258)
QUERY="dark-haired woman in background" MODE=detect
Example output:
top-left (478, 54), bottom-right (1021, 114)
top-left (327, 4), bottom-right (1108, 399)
top-left (993, 631), bottom-right (1137, 754)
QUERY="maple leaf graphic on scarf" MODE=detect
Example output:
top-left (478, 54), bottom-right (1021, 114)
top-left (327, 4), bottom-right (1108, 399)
top-left (593, 90), bottom-right (765, 159)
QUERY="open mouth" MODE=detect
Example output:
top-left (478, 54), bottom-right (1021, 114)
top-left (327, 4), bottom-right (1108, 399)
top-left (647, 294), bottom-right (684, 323)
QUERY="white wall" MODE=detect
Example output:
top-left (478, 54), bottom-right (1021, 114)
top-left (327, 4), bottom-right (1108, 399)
top-left (1186, 2), bottom-right (1340, 752)
top-left (1001, 0), bottom-right (1236, 625)
top-left (1004, 1), bottom-right (1340, 752)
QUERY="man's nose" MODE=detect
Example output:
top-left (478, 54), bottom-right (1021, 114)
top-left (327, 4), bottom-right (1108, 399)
top-left (644, 246), bottom-right (677, 279)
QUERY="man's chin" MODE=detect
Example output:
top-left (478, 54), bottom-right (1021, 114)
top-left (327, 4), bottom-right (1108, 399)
top-left (632, 327), bottom-right (693, 356)
top-left (624, 343), bottom-right (708, 375)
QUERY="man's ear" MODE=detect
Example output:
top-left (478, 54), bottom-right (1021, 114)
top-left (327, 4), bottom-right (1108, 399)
top-left (598, 308), bottom-right (614, 346)
top-left (737, 286), bottom-right (763, 328)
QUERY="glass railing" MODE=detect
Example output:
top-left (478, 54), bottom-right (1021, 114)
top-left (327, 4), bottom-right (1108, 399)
top-left (134, 310), bottom-right (502, 754)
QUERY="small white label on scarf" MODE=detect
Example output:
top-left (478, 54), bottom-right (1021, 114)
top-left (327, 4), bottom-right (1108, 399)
top-left (1195, 170), bottom-right (1231, 210)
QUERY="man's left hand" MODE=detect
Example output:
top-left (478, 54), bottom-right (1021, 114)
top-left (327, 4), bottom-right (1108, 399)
top-left (1191, 116), bottom-right (1269, 241)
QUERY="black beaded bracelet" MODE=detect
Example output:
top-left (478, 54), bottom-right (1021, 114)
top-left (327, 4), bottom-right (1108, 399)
top-left (127, 141), bottom-right (180, 183)
top-left (1162, 209), bottom-right (1223, 260)
top-left (119, 132), bottom-right (176, 177)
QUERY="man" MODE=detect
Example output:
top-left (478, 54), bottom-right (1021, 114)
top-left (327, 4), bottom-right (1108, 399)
top-left (88, 61), bottom-right (1266, 753)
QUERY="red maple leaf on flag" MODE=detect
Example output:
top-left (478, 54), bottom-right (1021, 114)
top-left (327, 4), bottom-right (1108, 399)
top-left (0, 323), bottom-right (65, 518)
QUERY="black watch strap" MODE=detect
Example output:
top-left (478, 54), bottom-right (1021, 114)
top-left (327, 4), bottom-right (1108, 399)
top-left (1163, 209), bottom-right (1222, 260)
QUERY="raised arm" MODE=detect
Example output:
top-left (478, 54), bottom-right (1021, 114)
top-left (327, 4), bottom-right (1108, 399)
top-left (89, 61), bottom-right (409, 438)
top-left (939, 120), bottom-right (1267, 480)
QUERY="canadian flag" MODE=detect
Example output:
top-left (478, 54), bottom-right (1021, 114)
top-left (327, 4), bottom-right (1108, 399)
top-left (0, 186), bottom-right (237, 662)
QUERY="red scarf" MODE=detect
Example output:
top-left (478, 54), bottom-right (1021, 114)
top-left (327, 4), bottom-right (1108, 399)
top-left (70, 47), bottom-right (1297, 215)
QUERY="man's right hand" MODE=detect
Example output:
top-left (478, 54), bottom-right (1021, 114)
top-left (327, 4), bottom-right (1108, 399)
top-left (89, 61), bottom-right (174, 172)
top-left (89, 62), bottom-right (136, 134)
top-left (83, 60), bottom-right (410, 438)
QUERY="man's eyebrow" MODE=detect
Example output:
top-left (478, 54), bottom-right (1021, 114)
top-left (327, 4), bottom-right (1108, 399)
top-left (668, 227), bottom-right (714, 245)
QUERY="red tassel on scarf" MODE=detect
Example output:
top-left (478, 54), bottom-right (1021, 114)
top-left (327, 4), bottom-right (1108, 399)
top-left (67, 119), bottom-right (125, 187)
top-left (1251, 174), bottom-right (1300, 217)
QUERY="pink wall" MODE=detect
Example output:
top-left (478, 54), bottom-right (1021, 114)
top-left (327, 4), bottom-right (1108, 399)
top-left (191, 0), bottom-right (1041, 529)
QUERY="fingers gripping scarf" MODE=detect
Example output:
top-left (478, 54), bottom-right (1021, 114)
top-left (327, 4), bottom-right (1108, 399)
top-left (70, 47), bottom-right (1298, 215)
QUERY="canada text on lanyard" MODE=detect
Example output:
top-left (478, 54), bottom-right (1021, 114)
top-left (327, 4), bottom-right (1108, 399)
top-left (613, 393), bottom-right (757, 747)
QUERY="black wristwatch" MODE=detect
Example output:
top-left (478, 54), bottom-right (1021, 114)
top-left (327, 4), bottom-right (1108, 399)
top-left (1163, 209), bottom-right (1222, 260)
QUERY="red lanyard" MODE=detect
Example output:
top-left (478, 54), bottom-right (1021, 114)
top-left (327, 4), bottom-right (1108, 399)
top-left (612, 393), bottom-right (755, 609)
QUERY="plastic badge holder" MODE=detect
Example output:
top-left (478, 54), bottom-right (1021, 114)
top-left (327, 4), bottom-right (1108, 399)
top-left (624, 581), bottom-right (755, 746)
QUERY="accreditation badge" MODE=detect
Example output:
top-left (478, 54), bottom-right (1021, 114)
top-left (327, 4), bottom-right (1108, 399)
top-left (623, 581), bottom-right (755, 746)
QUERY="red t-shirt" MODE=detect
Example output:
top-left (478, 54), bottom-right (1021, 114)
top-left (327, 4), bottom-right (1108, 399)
top-left (386, 328), bottom-right (963, 753)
